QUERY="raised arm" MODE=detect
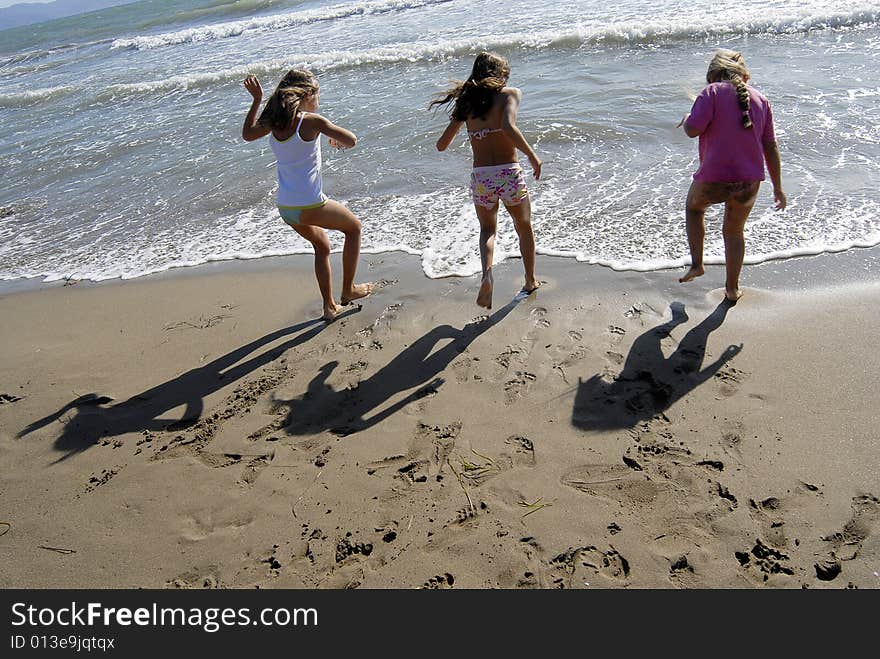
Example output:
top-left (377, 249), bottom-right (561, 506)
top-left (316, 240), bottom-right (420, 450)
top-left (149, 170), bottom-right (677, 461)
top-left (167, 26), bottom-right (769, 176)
top-left (436, 118), bottom-right (464, 151)
top-left (242, 75), bottom-right (270, 142)
top-left (762, 141), bottom-right (787, 210)
top-left (500, 88), bottom-right (542, 179)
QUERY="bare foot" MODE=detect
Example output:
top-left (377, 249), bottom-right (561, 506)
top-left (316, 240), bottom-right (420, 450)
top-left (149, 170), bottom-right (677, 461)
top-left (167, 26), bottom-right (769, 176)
top-left (476, 271), bottom-right (493, 309)
top-left (323, 302), bottom-right (345, 322)
top-left (340, 282), bottom-right (374, 305)
top-left (725, 287), bottom-right (743, 302)
top-left (523, 279), bottom-right (542, 294)
top-left (679, 266), bottom-right (705, 283)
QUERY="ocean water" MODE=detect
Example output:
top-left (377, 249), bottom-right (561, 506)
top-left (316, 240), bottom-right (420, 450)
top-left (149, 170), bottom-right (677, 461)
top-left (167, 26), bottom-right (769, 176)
top-left (1, 0), bottom-right (879, 283)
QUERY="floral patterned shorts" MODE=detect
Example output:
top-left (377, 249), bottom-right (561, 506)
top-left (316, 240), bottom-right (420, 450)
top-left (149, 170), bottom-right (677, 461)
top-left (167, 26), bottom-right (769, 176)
top-left (470, 163), bottom-right (528, 209)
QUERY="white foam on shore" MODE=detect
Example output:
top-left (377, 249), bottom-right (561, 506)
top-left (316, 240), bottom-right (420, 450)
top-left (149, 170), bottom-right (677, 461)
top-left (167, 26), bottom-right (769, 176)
top-left (5, 232), bottom-right (879, 285)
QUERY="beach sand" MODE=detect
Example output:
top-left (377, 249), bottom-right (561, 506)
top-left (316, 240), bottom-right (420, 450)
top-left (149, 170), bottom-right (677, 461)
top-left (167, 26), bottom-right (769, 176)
top-left (0, 251), bottom-right (878, 589)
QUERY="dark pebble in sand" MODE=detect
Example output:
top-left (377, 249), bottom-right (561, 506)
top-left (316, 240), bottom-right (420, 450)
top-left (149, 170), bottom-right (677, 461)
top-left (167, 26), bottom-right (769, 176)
top-left (383, 531), bottom-right (397, 543)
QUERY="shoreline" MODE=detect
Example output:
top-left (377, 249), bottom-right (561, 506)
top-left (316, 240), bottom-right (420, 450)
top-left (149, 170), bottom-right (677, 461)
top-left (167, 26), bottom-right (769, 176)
top-left (1, 247), bottom-right (878, 588)
top-left (1, 242), bottom-right (879, 299)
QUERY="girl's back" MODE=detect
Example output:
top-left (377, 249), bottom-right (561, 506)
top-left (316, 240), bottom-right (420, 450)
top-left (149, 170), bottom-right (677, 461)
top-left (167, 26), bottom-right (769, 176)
top-left (689, 81), bottom-right (775, 183)
top-left (465, 88), bottom-right (519, 167)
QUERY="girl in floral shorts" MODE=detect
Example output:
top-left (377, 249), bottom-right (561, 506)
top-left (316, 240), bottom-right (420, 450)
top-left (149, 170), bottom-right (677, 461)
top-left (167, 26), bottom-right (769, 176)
top-left (430, 52), bottom-right (543, 309)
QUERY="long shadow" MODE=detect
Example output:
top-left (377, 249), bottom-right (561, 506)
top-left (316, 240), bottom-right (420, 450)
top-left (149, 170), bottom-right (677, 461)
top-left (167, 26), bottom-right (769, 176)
top-left (278, 294), bottom-right (526, 436)
top-left (572, 300), bottom-right (741, 431)
top-left (17, 310), bottom-right (355, 461)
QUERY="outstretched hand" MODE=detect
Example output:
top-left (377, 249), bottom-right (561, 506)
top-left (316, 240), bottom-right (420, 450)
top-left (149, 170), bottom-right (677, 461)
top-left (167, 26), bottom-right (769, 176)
top-left (244, 75), bottom-right (262, 101)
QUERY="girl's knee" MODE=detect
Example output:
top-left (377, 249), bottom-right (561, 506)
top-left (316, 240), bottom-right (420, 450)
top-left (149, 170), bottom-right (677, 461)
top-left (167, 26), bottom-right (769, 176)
top-left (344, 218), bottom-right (362, 237)
top-left (512, 216), bottom-right (533, 233)
top-left (312, 237), bottom-right (331, 256)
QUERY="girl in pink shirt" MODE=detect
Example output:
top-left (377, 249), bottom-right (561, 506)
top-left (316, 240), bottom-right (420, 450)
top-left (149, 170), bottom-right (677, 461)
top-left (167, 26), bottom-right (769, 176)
top-left (678, 49), bottom-right (787, 302)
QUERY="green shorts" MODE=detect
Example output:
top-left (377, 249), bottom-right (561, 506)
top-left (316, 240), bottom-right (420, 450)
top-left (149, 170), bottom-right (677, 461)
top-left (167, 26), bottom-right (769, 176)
top-left (278, 196), bottom-right (327, 226)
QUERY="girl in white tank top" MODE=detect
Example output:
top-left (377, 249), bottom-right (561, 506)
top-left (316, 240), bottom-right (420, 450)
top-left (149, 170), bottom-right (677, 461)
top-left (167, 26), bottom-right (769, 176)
top-left (242, 69), bottom-right (373, 322)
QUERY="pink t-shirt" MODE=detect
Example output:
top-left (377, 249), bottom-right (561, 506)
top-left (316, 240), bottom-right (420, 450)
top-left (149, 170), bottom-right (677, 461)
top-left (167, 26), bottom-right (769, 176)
top-left (686, 81), bottom-right (776, 183)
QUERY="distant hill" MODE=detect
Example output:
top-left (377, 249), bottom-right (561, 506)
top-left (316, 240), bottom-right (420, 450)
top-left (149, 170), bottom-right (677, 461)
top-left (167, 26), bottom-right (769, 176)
top-left (0, 0), bottom-right (138, 30)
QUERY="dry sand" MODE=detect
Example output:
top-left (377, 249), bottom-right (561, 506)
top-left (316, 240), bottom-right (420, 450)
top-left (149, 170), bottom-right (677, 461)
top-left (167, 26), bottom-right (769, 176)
top-left (0, 251), bottom-right (878, 589)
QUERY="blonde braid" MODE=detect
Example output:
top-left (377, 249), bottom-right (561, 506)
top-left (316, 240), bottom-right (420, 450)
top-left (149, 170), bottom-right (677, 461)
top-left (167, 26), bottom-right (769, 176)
top-left (706, 49), bottom-right (753, 130)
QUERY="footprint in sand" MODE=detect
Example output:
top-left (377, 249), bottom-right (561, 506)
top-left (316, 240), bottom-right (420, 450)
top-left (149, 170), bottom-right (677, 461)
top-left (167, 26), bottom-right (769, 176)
top-left (395, 421), bottom-right (461, 478)
top-left (714, 365), bottom-right (748, 397)
top-left (747, 495), bottom-right (791, 550)
top-left (495, 345), bottom-right (524, 370)
top-left (504, 371), bottom-right (536, 404)
top-left (239, 455), bottom-right (271, 486)
top-left (561, 463), bottom-right (667, 507)
top-left (451, 356), bottom-right (478, 383)
top-left (344, 360), bottom-right (368, 374)
top-left (605, 350), bottom-right (624, 365)
top-left (734, 538), bottom-right (795, 582)
top-left (530, 307), bottom-right (551, 329)
top-left (335, 537), bottom-right (374, 564)
top-left (421, 573), bottom-right (455, 589)
top-left (719, 420), bottom-right (745, 460)
top-left (549, 546), bottom-right (630, 587)
top-left (166, 568), bottom-right (223, 589)
top-left (668, 554), bottom-right (698, 588)
top-left (82, 466), bottom-right (123, 495)
top-left (503, 435), bottom-right (536, 467)
top-left (820, 493), bottom-right (880, 564)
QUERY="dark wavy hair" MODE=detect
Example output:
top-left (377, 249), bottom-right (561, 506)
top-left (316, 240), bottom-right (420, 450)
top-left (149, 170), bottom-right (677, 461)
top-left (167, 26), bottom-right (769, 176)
top-left (429, 52), bottom-right (510, 121)
top-left (258, 69), bottom-right (319, 131)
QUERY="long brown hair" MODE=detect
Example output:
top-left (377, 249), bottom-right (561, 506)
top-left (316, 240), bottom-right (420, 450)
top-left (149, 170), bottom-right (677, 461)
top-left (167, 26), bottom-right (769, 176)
top-left (706, 49), bottom-right (753, 129)
top-left (429, 52), bottom-right (510, 121)
top-left (258, 69), bottom-right (319, 131)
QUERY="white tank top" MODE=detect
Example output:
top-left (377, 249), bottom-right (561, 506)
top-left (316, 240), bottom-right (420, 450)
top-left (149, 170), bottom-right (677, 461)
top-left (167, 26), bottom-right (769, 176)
top-left (269, 113), bottom-right (324, 207)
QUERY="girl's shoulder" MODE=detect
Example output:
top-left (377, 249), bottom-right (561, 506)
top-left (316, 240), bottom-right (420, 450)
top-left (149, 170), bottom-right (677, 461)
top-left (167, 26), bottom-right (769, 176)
top-left (747, 84), bottom-right (770, 103)
top-left (501, 86), bottom-right (522, 99)
top-left (299, 111), bottom-right (327, 125)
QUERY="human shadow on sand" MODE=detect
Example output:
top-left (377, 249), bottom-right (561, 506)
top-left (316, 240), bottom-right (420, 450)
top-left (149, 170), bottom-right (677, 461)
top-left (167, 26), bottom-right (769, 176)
top-left (276, 294), bottom-right (525, 437)
top-left (572, 300), bottom-right (741, 431)
top-left (17, 310), bottom-right (356, 462)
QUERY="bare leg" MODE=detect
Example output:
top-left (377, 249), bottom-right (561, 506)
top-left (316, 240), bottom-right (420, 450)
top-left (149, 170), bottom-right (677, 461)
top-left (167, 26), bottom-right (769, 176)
top-left (505, 196), bottom-right (540, 293)
top-left (474, 203), bottom-right (499, 309)
top-left (292, 223), bottom-right (343, 321)
top-left (299, 199), bottom-right (373, 305)
top-left (680, 181), bottom-right (711, 283)
top-left (721, 183), bottom-right (759, 301)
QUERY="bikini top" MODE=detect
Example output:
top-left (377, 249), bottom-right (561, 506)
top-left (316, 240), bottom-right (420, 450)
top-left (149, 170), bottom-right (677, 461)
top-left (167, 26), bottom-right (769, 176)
top-left (467, 127), bottom-right (503, 141)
